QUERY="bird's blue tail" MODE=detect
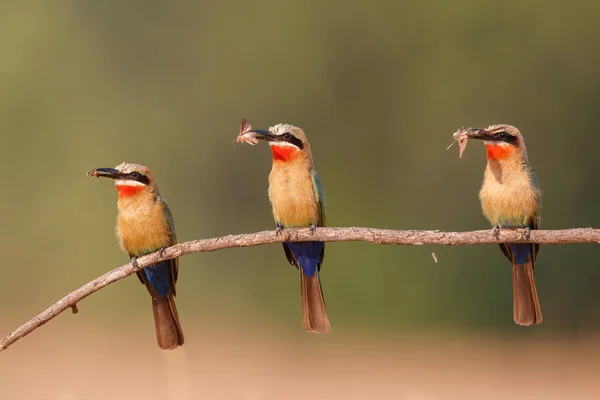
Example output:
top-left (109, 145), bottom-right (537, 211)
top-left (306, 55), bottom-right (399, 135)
top-left (144, 260), bottom-right (172, 296)
top-left (508, 243), bottom-right (542, 326)
top-left (137, 260), bottom-right (184, 349)
top-left (284, 241), bottom-right (330, 333)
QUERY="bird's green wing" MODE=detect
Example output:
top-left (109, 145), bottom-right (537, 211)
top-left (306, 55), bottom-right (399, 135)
top-left (160, 198), bottom-right (179, 294)
top-left (527, 167), bottom-right (541, 259)
top-left (531, 207), bottom-right (540, 261)
top-left (310, 169), bottom-right (326, 227)
top-left (310, 169), bottom-right (327, 269)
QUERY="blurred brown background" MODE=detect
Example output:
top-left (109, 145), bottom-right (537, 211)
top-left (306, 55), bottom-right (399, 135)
top-left (1, 1), bottom-right (600, 398)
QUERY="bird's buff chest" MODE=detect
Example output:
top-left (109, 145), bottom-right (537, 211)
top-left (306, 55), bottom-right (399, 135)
top-left (116, 197), bottom-right (171, 255)
top-left (268, 166), bottom-right (319, 227)
top-left (479, 161), bottom-right (540, 227)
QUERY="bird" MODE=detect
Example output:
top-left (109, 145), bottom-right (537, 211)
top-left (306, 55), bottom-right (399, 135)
top-left (246, 123), bottom-right (331, 333)
top-left (463, 125), bottom-right (543, 326)
top-left (89, 162), bottom-right (184, 348)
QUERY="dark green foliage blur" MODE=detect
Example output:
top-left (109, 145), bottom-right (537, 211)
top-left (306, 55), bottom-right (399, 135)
top-left (1, 0), bottom-right (600, 337)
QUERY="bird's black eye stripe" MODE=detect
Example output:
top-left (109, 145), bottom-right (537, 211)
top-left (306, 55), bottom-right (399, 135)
top-left (128, 171), bottom-right (150, 185)
top-left (280, 132), bottom-right (304, 149)
top-left (496, 131), bottom-right (518, 144)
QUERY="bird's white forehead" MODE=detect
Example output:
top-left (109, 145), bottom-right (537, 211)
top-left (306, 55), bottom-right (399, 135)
top-left (115, 162), bottom-right (146, 174)
top-left (269, 123), bottom-right (297, 136)
top-left (485, 124), bottom-right (519, 134)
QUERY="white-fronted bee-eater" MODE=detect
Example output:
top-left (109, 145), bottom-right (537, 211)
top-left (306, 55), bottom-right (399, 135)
top-left (241, 123), bottom-right (331, 333)
top-left (89, 162), bottom-right (185, 349)
top-left (462, 125), bottom-right (543, 326)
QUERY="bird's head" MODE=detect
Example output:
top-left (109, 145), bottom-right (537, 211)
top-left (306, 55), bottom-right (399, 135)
top-left (88, 162), bottom-right (158, 199)
top-left (464, 124), bottom-right (526, 161)
top-left (248, 123), bottom-right (311, 162)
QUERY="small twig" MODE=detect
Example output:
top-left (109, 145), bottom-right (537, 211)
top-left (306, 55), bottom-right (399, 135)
top-left (0, 226), bottom-right (598, 352)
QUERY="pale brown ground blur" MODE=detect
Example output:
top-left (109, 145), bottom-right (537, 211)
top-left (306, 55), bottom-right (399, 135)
top-left (1, 318), bottom-right (599, 400)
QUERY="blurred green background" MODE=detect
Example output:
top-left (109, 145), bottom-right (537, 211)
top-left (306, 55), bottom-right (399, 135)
top-left (1, 1), bottom-right (600, 397)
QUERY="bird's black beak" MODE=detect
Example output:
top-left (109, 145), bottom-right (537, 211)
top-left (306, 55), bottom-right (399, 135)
top-left (88, 167), bottom-right (124, 180)
top-left (248, 129), bottom-right (277, 142)
top-left (465, 128), bottom-right (493, 141)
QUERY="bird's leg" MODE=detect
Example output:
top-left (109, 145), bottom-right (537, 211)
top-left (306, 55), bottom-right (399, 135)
top-left (131, 256), bottom-right (141, 271)
top-left (523, 226), bottom-right (531, 240)
top-left (275, 223), bottom-right (284, 236)
top-left (309, 224), bottom-right (317, 234)
top-left (492, 226), bottom-right (500, 240)
top-left (158, 247), bottom-right (167, 259)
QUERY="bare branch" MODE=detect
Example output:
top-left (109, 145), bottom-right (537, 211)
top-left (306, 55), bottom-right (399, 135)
top-left (1, 226), bottom-right (598, 352)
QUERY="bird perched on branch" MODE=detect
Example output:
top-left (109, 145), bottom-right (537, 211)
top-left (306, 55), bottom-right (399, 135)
top-left (461, 125), bottom-right (543, 326)
top-left (240, 123), bottom-right (331, 333)
top-left (89, 162), bottom-right (184, 349)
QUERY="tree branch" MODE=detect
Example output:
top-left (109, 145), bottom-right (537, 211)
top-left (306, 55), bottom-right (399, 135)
top-left (1, 227), bottom-right (598, 352)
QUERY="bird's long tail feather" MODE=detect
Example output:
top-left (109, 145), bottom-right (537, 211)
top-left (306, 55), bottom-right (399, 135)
top-left (152, 293), bottom-right (185, 350)
top-left (300, 268), bottom-right (331, 333)
top-left (512, 260), bottom-right (542, 326)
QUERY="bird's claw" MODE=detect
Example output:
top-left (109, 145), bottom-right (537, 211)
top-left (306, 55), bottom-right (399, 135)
top-left (275, 225), bottom-right (284, 236)
top-left (492, 226), bottom-right (500, 240)
top-left (522, 227), bottom-right (531, 240)
top-left (131, 256), bottom-right (141, 271)
top-left (309, 224), bottom-right (317, 234)
top-left (158, 247), bottom-right (167, 258)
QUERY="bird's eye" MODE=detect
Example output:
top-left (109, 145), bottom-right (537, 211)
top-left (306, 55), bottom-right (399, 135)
top-left (130, 172), bottom-right (141, 178)
top-left (283, 132), bottom-right (293, 139)
top-left (498, 131), bottom-right (509, 139)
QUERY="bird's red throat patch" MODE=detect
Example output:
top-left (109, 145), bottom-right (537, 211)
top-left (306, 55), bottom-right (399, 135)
top-left (271, 144), bottom-right (299, 162)
top-left (485, 144), bottom-right (512, 160)
top-left (116, 185), bottom-right (144, 199)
